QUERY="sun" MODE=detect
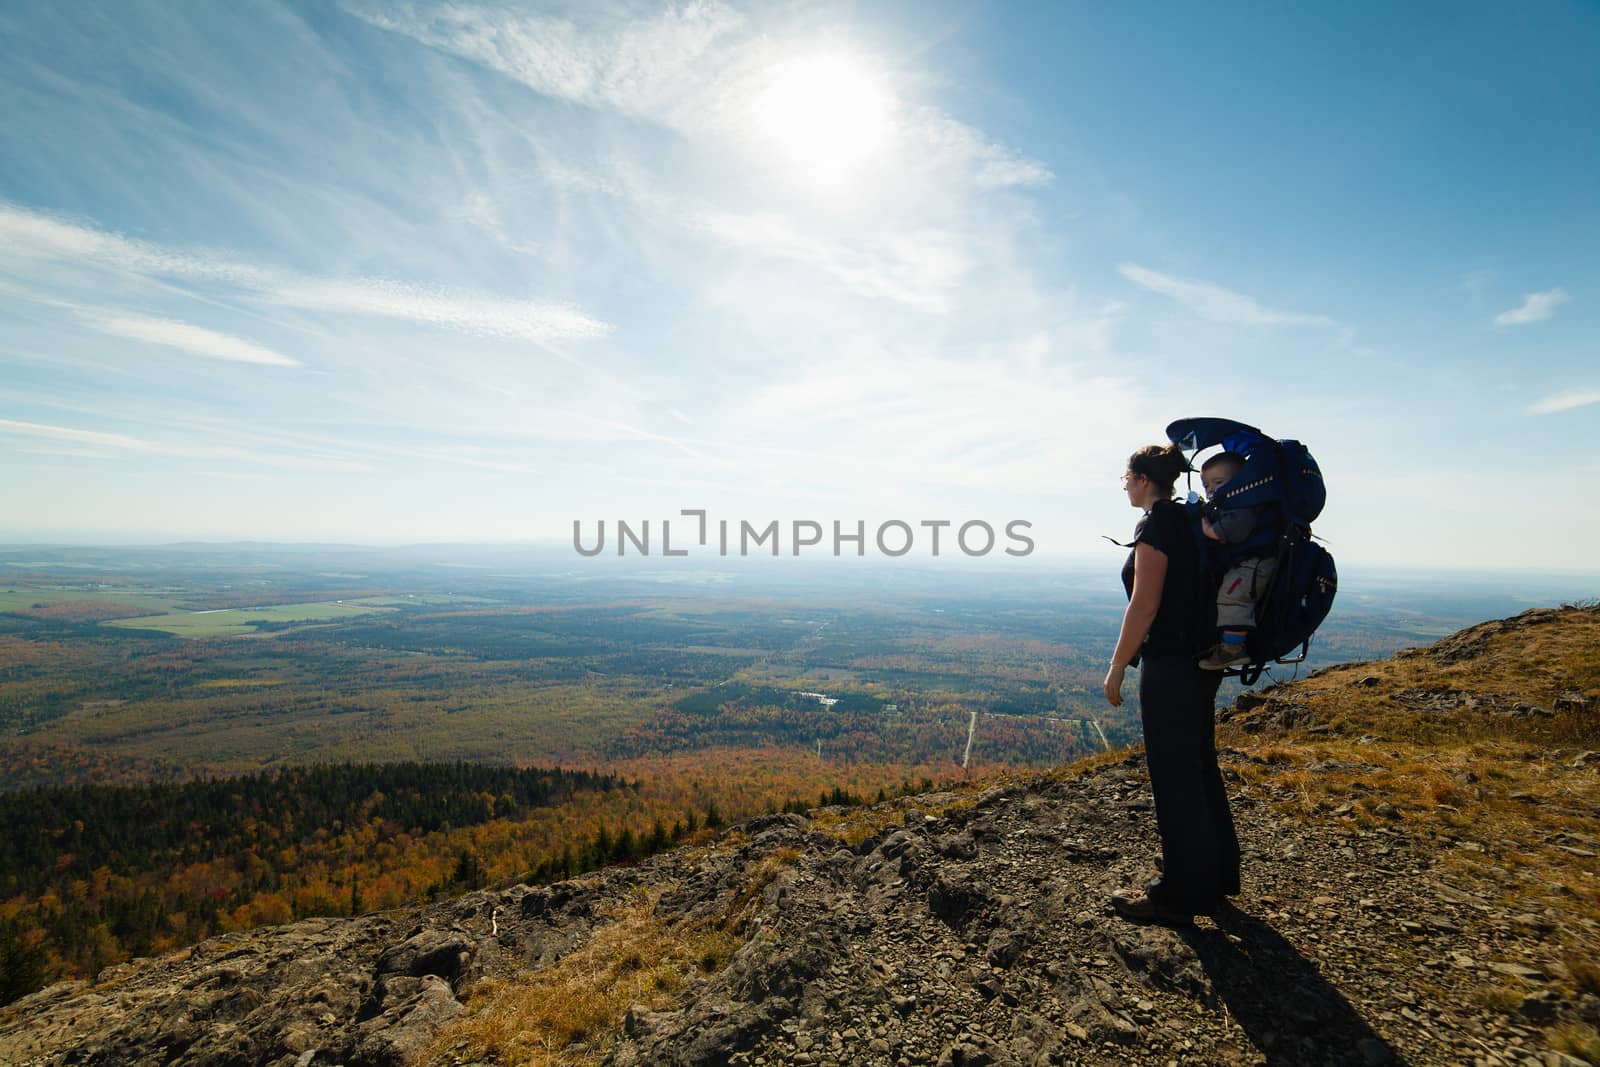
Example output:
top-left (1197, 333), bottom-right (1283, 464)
top-left (751, 53), bottom-right (892, 183)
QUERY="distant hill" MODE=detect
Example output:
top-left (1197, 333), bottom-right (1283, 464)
top-left (3, 606), bottom-right (1597, 1066)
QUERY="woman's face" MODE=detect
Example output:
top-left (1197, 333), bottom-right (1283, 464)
top-left (1123, 468), bottom-right (1153, 509)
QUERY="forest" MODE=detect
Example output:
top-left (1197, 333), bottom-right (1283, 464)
top-left (0, 754), bottom-right (936, 1004)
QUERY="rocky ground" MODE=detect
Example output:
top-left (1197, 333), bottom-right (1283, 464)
top-left (3, 609), bottom-right (1598, 1067)
top-left (610, 754), bottom-right (1598, 1067)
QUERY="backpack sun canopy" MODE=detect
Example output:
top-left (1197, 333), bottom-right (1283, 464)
top-left (1166, 416), bottom-right (1325, 526)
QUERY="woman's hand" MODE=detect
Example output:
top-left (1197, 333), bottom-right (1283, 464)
top-left (1104, 663), bottom-right (1126, 707)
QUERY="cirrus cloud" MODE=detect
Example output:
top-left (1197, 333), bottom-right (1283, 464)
top-left (95, 314), bottom-right (302, 367)
top-left (0, 202), bottom-right (611, 342)
top-left (1116, 263), bottom-right (1334, 326)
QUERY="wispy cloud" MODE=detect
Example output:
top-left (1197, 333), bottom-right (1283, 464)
top-left (1116, 264), bottom-right (1334, 326)
top-left (0, 202), bottom-right (610, 341)
top-left (697, 209), bottom-right (970, 313)
top-left (914, 109), bottom-right (1054, 190)
top-left (268, 278), bottom-right (607, 341)
top-left (976, 155), bottom-right (1053, 190)
top-left (95, 314), bottom-right (302, 367)
top-left (0, 417), bottom-right (370, 471)
top-left (724, 320), bottom-right (1141, 496)
top-left (530, 156), bottom-right (982, 315)
top-left (0, 417), bottom-right (156, 453)
top-left (15, 446), bottom-right (124, 462)
top-left (349, 2), bottom-right (1051, 195)
top-left (1526, 388), bottom-right (1600, 415)
top-left (0, 204), bottom-right (263, 287)
top-left (1494, 288), bottom-right (1568, 326)
top-left (350, 1), bottom-right (745, 130)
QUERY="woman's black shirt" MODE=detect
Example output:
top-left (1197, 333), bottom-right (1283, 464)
top-left (1121, 498), bottom-right (1211, 657)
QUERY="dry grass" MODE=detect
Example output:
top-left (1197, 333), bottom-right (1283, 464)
top-left (1064, 745), bottom-right (1144, 775)
top-left (1223, 722), bottom-right (1600, 990)
top-left (1227, 607), bottom-right (1600, 750)
top-left (1471, 983), bottom-right (1525, 1013)
top-left (1549, 1023), bottom-right (1600, 1065)
top-left (807, 804), bottom-right (907, 849)
top-left (806, 756), bottom-right (1138, 850)
top-left (422, 886), bottom-right (742, 1066)
top-left (807, 782), bottom-right (987, 849)
top-left (421, 840), bottom-right (814, 1066)
top-left (1216, 610), bottom-right (1600, 934)
top-left (1569, 954), bottom-right (1600, 998)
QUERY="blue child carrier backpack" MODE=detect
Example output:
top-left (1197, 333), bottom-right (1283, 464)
top-left (1166, 417), bottom-right (1338, 687)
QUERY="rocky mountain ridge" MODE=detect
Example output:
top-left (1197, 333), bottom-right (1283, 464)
top-left (3, 606), bottom-right (1598, 1067)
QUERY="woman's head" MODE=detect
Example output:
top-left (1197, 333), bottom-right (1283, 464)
top-left (1124, 444), bottom-right (1189, 506)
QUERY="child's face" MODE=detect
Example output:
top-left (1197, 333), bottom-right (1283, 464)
top-left (1202, 463), bottom-right (1238, 498)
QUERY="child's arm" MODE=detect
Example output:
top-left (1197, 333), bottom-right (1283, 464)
top-left (1207, 506), bottom-right (1256, 544)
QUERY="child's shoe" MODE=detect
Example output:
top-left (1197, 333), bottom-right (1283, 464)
top-left (1198, 643), bottom-right (1252, 670)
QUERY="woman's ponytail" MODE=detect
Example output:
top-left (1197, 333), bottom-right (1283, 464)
top-left (1127, 443), bottom-right (1189, 499)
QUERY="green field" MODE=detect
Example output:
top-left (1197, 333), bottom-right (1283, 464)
top-left (105, 601), bottom-right (394, 637)
top-left (347, 593), bottom-right (501, 607)
top-left (0, 587), bottom-right (184, 614)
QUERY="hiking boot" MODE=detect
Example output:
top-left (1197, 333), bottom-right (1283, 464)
top-left (1198, 643), bottom-right (1252, 670)
top-left (1109, 888), bottom-right (1196, 926)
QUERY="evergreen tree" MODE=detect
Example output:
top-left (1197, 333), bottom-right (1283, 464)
top-left (0, 920), bottom-right (47, 1006)
top-left (450, 849), bottom-right (485, 890)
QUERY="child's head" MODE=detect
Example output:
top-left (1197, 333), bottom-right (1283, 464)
top-left (1200, 451), bottom-right (1245, 498)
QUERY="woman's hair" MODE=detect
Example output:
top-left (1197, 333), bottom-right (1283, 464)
top-left (1127, 443), bottom-right (1190, 499)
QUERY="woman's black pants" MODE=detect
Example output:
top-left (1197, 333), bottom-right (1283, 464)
top-left (1138, 653), bottom-right (1240, 911)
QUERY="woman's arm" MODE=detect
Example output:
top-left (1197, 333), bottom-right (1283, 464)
top-left (1104, 542), bottom-right (1168, 707)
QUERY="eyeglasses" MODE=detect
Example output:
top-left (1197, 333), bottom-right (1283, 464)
top-left (1122, 471), bottom-right (1144, 484)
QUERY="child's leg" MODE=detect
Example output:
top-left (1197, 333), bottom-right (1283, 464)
top-left (1245, 555), bottom-right (1279, 611)
top-left (1215, 563), bottom-right (1259, 639)
top-left (1201, 564), bottom-right (1260, 668)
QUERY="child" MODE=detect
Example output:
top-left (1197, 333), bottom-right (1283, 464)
top-left (1197, 451), bottom-right (1279, 670)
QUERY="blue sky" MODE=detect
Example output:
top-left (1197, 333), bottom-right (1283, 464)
top-left (0, 1), bottom-right (1596, 571)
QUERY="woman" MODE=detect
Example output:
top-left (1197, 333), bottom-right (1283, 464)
top-left (1103, 443), bottom-right (1240, 924)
